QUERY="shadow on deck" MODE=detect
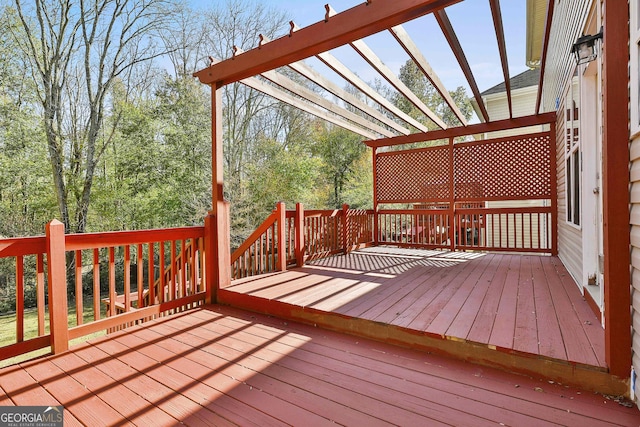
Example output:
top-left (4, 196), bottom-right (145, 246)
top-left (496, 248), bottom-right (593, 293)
top-left (220, 247), bottom-right (617, 394)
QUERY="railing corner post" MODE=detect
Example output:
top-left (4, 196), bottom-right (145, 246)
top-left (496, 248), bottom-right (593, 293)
top-left (295, 203), bottom-right (305, 267)
top-left (276, 202), bottom-right (287, 271)
top-left (45, 219), bottom-right (68, 354)
top-left (205, 201), bottom-right (231, 305)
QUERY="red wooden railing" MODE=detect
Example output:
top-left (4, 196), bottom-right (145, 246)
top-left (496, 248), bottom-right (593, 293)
top-left (377, 205), bottom-right (553, 253)
top-left (231, 203), bottom-right (375, 280)
top-left (0, 222), bottom-right (208, 363)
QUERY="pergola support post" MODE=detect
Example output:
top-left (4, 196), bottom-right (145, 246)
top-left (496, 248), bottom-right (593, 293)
top-left (602, 0), bottom-right (631, 378)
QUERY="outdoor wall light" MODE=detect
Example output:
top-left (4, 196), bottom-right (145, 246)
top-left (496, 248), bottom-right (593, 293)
top-left (571, 28), bottom-right (603, 65)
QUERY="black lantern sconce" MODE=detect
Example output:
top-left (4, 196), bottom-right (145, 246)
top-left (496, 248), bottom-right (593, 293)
top-left (571, 28), bottom-right (603, 65)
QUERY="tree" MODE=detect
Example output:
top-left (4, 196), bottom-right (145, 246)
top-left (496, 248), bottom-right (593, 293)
top-left (396, 60), bottom-right (474, 129)
top-left (313, 125), bottom-right (367, 209)
top-left (11, 0), bottom-right (176, 233)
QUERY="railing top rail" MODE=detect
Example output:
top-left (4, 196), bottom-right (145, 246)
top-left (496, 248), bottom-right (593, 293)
top-left (0, 236), bottom-right (47, 258)
top-left (65, 226), bottom-right (205, 251)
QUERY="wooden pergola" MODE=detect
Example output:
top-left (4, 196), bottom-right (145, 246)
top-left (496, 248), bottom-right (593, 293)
top-left (193, 0), bottom-right (630, 380)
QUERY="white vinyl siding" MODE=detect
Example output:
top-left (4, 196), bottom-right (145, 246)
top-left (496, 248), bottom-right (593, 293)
top-left (630, 0), bottom-right (640, 407)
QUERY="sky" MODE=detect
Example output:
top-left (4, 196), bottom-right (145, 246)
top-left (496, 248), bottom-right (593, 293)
top-left (193, 0), bottom-right (529, 112)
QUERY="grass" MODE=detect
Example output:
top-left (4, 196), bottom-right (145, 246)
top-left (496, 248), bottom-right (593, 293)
top-left (0, 298), bottom-right (108, 368)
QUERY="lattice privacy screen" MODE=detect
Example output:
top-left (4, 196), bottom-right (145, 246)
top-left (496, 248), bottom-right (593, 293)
top-left (375, 132), bottom-right (552, 203)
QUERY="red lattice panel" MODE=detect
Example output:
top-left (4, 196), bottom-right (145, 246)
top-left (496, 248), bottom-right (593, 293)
top-left (376, 145), bottom-right (449, 203)
top-left (454, 133), bottom-right (551, 200)
top-left (375, 132), bottom-right (552, 204)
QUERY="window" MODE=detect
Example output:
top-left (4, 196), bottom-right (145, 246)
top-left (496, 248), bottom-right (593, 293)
top-left (565, 77), bottom-right (580, 226)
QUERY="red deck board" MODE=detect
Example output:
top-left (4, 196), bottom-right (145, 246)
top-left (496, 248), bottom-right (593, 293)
top-left (0, 365), bottom-right (84, 426)
top-left (513, 255), bottom-right (540, 354)
top-left (165, 311), bottom-right (535, 426)
top-left (446, 254), bottom-right (504, 340)
top-left (157, 316), bottom-right (453, 426)
top-left (72, 341), bottom-right (234, 427)
top-left (540, 256), bottom-right (601, 366)
top-left (466, 254), bottom-right (511, 343)
top-left (547, 256), bottom-right (606, 366)
top-left (530, 256), bottom-right (567, 360)
top-left (98, 332), bottom-right (272, 427)
top-left (20, 358), bottom-right (134, 426)
top-left (2, 305), bottom-right (637, 426)
top-left (408, 253), bottom-right (493, 333)
top-left (206, 306), bottom-right (637, 426)
top-left (392, 254), bottom-right (482, 328)
top-left (48, 346), bottom-right (180, 426)
top-left (222, 249), bottom-right (607, 370)
top-left (116, 321), bottom-right (337, 426)
top-left (337, 261), bottom-right (433, 318)
top-left (489, 255), bottom-right (522, 349)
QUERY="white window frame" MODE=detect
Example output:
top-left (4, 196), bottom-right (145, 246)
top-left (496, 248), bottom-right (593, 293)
top-left (631, 0), bottom-right (640, 137)
top-left (565, 77), bottom-right (581, 228)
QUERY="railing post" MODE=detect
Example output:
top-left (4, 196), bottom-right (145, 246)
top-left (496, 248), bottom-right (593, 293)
top-left (45, 220), bottom-right (68, 354)
top-left (372, 147), bottom-right (379, 245)
top-left (342, 204), bottom-right (350, 254)
top-left (205, 201), bottom-right (231, 305)
top-left (276, 202), bottom-right (286, 271)
top-left (295, 203), bottom-right (305, 267)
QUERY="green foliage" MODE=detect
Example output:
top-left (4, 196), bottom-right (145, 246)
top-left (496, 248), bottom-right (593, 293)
top-left (312, 125), bottom-right (368, 209)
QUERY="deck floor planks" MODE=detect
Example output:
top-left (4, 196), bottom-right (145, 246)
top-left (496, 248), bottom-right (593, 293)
top-left (159, 314), bottom-right (454, 426)
top-left (0, 364), bottom-right (84, 426)
top-left (392, 254), bottom-right (484, 328)
top-left (409, 253), bottom-right (494, 333)
top-left (466, 254), bottom-right (511, 343)
top-left (207, 305), bottom-right (637, 427)
top-left (98, 330), bottom-right (274, 427)
top-left (225, 250), bottom-right (606, 368)
top-left (335, 261), bottom-right (435, 318)
top-left (20, 357), bottom-right (135, 426)
top-left (513, 255), bottom-right (540, 354)
top-left (2, 305), bottom-right (638, 426)
top-left (72, 339), bottom-right (234, 427)
top-left (530, 255), bottom-right (567, 360)
top-left (547, 256), bottom-right (607, 366)
top-left (310, 276), bottom-right (385, 312)
top-left (540, 256), bottom-right (601, 366)
top-left (489, 255), bottom-right (522, 349)
top-left (48, 345), bottom-right (180, 426)
top-left (171, 310), bottom-right (534, 427)
top-left (127, 320), bottom-right (339, 426)
top-left (446, 254), bottom-right (505, 340)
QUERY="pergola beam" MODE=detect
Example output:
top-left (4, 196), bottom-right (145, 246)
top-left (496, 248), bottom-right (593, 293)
top-left (364, 113), bottom-right (555, 147)
top-left (435, 9), bottom-right (489, 122)
top-left (350, 38), bottom-right (448, 129)
top-left (261, 69), bottom-right (396, 138)
top-left (193, 0), bottom-right (462, 86)
top-left (489, 0), bottom-right (512, 118)
top-left (390, 25), bottom-right (468, 126)
top-left (241, 75), bottom-right (378, 140)
top-left (288, 60), bottom-right (411, 135)
top-left (535, 0), bottom-right (555, 114)
top-left (317, 51), bottom-right (429, 132)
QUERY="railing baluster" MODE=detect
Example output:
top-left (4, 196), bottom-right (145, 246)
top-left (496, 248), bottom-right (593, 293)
top-left (75, 251), bottom-right (83, 325)
top-left (93, 248), bottom-right (100, 319)
top-left (16, 255), bottom-right (24, 343)
top-left (36, 253), bottom-right (45, 335)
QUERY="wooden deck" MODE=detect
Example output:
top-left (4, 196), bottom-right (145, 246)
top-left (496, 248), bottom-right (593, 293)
top-left (1, 304), bottom-right (638, 426)
top-left (220, 248), bottom-right (613, 391)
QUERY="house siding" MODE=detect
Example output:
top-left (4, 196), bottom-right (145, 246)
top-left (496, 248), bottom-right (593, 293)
top-left (542, 0), bottom-right (592, 113)
top-left (630, 133), bottom-right (640, 402)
